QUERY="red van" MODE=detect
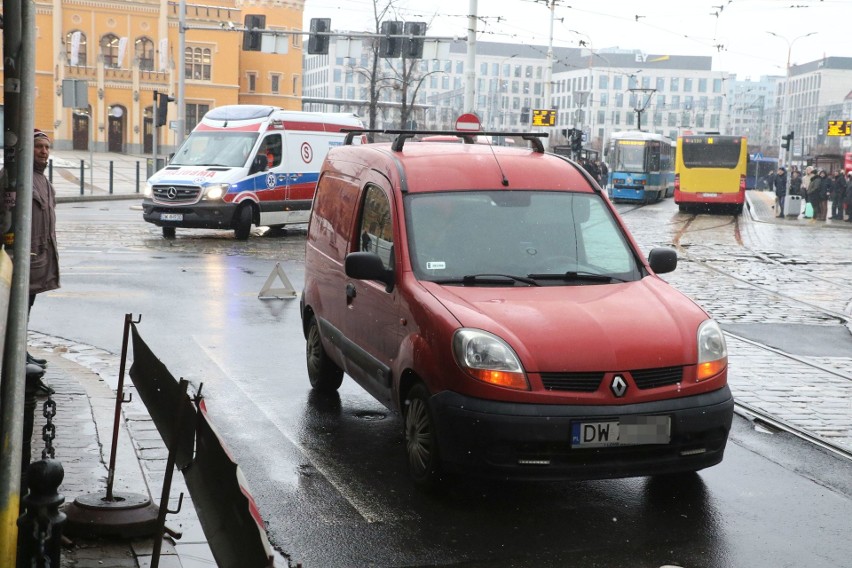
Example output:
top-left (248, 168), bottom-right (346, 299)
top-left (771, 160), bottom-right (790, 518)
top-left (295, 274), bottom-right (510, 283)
top-left (301, 131), bottom-right (733, 486)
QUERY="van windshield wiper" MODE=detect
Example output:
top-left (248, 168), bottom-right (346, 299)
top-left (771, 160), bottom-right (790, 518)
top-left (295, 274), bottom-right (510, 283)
top-left (432, 274), bottom-right (540, 286)
top-left (526, 271), bottom-right (624, 283)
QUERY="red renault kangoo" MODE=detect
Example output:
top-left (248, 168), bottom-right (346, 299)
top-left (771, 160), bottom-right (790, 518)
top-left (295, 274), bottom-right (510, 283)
top-left (300, 131), bottom-right (734, 487)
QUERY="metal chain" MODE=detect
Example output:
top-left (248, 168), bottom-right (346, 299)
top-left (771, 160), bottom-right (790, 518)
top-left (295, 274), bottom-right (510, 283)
top-left (41, 396), bottom-right (56, 460)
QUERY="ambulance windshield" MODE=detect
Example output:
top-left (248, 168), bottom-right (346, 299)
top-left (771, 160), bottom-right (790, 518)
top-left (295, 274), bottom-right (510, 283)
top-left (170, 131), bottom-right (259, 168)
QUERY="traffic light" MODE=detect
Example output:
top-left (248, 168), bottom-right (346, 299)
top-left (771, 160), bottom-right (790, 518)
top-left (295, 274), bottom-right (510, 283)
top-left (155, 91), bottom-right (174, 127)
top-left (308, 17), bottom-right (331, 55)
top-left (379, 20), bottom-right (403, 58)
top-left (571, 129), bottom-right (583, 152)
top-left (402, 21), bottom-right (427, 59)
top-left (242, 14), bottom-right (265, 51)
top-left (781, 131), bottom-right (794, 151)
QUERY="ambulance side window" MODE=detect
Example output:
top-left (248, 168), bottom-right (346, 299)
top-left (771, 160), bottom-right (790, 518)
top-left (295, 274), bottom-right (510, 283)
top-left (263, 134), bottom-right (283, 169)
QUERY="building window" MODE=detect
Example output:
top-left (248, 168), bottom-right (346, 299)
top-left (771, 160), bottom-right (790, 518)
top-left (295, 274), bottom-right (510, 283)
top-left (243, 15), bottom-right (266, 51)
top-left (185, 103), bottom-right (210, 135)
top-left (292, 75), bottom-right (300, 94)
top-left (684, 78), bottom-right (693, 92)
top-left (184, 47), bottom-right (211, 81)
top-left (247, 72), bottom-right (257, 92)
top-left (670, 77), bottom-right (679, 92)
top-left (100, 34), bottom-right (121, 68)
top-left (291, 29), bottom-right (301, 48)
top-left (713, 78), bottom-right (723, 93)
top-left (613, 75), bottom-right (622, 91)
top-left (698, 78), bottom-right (707, 92)
top-left (66, 31), bottom-right (87, 66)
top-left (656, 77), bottom-right (665, 92)
top-left (599, 75), bottom-right (608, 90)
top-left (271, 74), bottom-right (281, 93)
top-left (135, 37), bottom-right (154, 71)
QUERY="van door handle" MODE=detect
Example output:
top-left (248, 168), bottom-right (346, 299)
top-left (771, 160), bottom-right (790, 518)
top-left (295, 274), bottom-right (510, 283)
top-left (345, 283), bottom-right (357, 302)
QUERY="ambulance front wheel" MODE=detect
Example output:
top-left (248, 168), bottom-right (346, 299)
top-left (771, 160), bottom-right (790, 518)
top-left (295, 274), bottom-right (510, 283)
top-left (162, 227), bottom-right (176, 239)
top-left (234, 204), bottom-right (253, 240)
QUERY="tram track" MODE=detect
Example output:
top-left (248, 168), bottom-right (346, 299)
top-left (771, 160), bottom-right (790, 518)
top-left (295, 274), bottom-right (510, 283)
top-left (616, 203), bottom-right (852, 458)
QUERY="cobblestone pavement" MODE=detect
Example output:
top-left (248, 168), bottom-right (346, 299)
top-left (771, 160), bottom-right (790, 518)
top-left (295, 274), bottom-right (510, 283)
top-left (620, 190), bottom-right (852, 452)
top-left (28, 336), bottom-right (212, 568)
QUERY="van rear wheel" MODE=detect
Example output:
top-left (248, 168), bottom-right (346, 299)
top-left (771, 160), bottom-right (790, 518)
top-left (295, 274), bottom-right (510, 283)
top-left (305, 316), bottom-right (343, 392)
top-left (234, 204), bottom-right (253, 240)
top-left (404, 383), bottom-right (441, 488)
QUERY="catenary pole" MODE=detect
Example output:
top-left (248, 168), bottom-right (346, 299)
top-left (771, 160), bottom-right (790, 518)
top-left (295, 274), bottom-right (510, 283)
top-left (0, 0), bottom-right (36, 561)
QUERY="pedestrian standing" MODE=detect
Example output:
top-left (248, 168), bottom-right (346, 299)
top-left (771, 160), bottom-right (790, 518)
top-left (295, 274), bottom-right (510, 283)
top-left (789, 169), bottom-right (802, 196)
top-left (815, 169), bottom-right (829, 221)
top-left (845, 171), bottom-right (852, 222)
top-left (29, 129), bottom-right (60, 365)
top-left (830, 170), bottom-right (846, 219)
top-left (804, 167), bottom-right (820, 219)
top-left (773, 167), bottom-right (787, 217)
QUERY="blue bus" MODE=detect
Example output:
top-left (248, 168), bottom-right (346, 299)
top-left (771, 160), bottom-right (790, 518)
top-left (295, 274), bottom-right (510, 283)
top-left (745, 156), bottom-right (778, 190)
top-left (605, 131), bottom-right (675, 203)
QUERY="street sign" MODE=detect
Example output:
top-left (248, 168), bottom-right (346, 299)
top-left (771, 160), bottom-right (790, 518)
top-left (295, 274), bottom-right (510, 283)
top-left (531, 109), bottom-right (557, 127)
top-left (455, 113), bottom-right (481, 131)
top-left (827, 120), bottom-right (851, 136)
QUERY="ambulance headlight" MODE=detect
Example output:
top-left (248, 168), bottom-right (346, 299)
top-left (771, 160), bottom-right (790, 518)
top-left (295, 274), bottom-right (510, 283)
top-left (204, 184), bottom-right (229, 201)
top-left (143, 183), bottom-right (153, 198)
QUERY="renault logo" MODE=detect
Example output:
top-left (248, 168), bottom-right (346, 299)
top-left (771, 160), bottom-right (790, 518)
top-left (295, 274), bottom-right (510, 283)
top-left (610, 375), bottom-right (627, 398)
top-left (167, 187), bottom-right (178, 200)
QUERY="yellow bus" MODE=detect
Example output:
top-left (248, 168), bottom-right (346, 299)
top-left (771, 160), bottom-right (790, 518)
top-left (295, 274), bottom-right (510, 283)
top-left (674, 135), bottom-right (748, 215)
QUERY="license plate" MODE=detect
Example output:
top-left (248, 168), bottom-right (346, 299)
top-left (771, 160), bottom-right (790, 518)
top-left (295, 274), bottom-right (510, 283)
top-left (701, 192), bottom-right (719, 198)
top-left (571, 416), bottom-right (671, 448)
top-left (160, 213), bottom-right (183, 221)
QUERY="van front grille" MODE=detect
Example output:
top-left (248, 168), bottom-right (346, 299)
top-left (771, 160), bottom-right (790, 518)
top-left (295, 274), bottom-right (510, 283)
top-left (152, 185), bottom-right (201, 204)
top-left (540, 372), bottom-right (604, 392)
top-left (631, 366), bottom-right (683, 389)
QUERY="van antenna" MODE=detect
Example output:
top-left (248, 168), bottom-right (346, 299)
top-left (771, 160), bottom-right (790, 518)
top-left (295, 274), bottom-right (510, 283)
top-left (486, 138), bottom-right (510, 187)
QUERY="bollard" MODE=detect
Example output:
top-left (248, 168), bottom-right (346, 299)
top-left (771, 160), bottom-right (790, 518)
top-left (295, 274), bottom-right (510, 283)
top-left (79, 159), bottom-right (85, 195)
top-left (109, 161), bottom-right (114, 194)
top-left (16, 459), bottom-right (66, 568)
top-left (48, 159), bottom-right (53, 183)
top-left (21, 364), bottom-right (46, 477)
top-left (136, 161), bottom-right (140, 193)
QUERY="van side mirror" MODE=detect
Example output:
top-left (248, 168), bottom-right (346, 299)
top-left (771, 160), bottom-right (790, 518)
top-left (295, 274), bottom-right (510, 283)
top-left (249, 154), bottom-right (267, 174)
top-left (345, 252), bottom-right (394, 292)
top-left (648, 247), bottom-right (677, 275)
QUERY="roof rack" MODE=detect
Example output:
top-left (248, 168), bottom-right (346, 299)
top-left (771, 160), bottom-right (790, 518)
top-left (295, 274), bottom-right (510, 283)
top-left (341, 129), bottom-right (548, 153)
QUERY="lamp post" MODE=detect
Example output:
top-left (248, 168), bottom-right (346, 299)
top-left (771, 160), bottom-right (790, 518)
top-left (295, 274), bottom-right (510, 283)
top-left (767, 31), bottom-right (816, 173)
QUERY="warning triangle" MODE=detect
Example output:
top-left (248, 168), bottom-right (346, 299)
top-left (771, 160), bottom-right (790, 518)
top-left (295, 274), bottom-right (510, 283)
top-left (258, 262), bottom-right (297, 299)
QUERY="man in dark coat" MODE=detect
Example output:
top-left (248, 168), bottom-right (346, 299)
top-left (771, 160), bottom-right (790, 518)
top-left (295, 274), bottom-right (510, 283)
top-left (830, 170), bottom-right (846, 219)
top-left (29, 129), bottom-right (60, 368)
top-left (773, 167), bottom-right (787, 217)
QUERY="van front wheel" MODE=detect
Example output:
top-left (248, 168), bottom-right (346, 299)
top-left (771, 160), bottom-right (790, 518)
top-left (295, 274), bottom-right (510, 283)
top-left (306, 316), bottom-right (343, 392)
top-left (234, 204), bottom-right (253, 240)
top-left (404, 383), bottom-right (441, 488)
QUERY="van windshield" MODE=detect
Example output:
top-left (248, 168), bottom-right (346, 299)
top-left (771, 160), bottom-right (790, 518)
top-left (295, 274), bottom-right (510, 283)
top-left (405, 191), bottom-right (642, 285)
top-left (170, 131), bottom-right (259, 167)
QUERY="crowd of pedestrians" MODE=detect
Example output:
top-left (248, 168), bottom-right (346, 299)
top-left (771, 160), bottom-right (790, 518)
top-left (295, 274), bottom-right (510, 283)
top-left (772, 164), bottom-right (852, 222)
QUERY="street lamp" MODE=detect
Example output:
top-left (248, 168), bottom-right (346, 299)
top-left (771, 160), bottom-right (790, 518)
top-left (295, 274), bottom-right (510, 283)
top-left (767, 31), bottom-right (817, 172)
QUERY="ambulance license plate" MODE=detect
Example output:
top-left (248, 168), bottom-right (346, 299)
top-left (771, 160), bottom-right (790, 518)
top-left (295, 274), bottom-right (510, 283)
top-left (571, 416), bottom-right (671, 448)
top-left (701, 192), bottom-right (719, 198)
top-left (160, 213), bottom-right (183, 221)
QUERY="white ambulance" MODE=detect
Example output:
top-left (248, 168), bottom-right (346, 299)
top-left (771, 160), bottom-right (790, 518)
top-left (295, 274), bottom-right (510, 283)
top-left (142, 105), bottom-right (364, 239)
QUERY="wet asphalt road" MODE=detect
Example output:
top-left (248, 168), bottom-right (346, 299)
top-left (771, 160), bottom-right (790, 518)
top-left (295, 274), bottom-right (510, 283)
top-left (30, 199), bottom-right (852, 567)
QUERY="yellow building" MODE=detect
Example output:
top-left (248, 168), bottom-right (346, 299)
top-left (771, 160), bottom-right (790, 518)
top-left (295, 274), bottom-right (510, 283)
top-left (21, 0), bottom-right (305, 153)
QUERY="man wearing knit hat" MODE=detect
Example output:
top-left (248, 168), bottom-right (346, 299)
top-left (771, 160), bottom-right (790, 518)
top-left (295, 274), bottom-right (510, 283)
top-left (28, 129), bottom-right (60, 381)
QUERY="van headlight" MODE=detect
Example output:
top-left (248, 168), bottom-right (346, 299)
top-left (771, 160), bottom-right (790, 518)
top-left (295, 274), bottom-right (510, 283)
top-left (143, 183), bottom-right (153, 198)
top-left (203, 184), bottom-right (229, 201)
top-left (696, 319), bottom-right (727, 381)
top-left (452, 329), bottom-right (529, 390)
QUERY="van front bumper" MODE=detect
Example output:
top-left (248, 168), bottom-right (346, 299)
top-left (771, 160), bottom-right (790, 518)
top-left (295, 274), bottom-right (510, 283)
top-left (142, 199), bottom-right (237, 229)
top-left (430, 386), bottom-right (734, 480)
